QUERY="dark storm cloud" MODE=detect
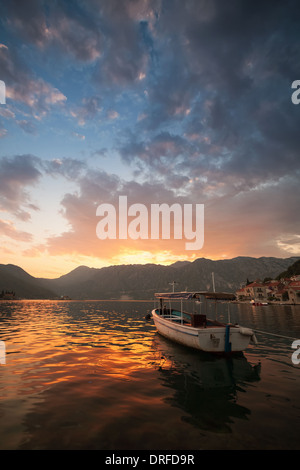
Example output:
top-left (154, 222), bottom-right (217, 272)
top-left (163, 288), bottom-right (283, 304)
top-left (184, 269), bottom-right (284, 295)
top-left (120, 131), bottom-right (191, 164)
top-left (2, 0), bottom-right (299, 189)
top-left (116, 0), bottom-right (300, 195)
top-left (48, 1), bottom-right (103, 62)
top-left (1, 0), bottom-right (153, 80)
top-left (159, 0), bottom-right (300, 93)
top-left (91, 2), bottom-right (154, 87)
top-left (0, 0), bottom-right (103, 62)
top-left (1, 0), bottom-right (299, 260)
top-left (0, 0), bottom-right (47, 47)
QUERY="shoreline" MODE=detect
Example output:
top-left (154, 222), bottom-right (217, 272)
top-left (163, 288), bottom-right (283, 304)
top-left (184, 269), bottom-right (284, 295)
top-left (1, 298), bottom-right (300, 306)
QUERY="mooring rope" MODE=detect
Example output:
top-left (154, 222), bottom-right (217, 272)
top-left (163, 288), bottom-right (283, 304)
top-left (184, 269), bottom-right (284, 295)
top-left (253, 329), bottom-right (299, 341)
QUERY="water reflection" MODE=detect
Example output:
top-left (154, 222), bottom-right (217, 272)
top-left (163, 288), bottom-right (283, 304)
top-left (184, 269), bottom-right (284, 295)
top-left (151, 334), bottom-right (261, 434)
top-left (0, 299), bottom-right (299, 450)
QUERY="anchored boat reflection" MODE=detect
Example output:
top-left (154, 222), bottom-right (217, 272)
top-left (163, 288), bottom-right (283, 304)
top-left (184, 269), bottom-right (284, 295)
top-left (151, 333), bottom-right (261, 433)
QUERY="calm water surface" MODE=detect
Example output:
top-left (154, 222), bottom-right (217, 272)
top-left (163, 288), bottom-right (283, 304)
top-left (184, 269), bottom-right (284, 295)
top-left (0, 299), bottom-right (299, 450)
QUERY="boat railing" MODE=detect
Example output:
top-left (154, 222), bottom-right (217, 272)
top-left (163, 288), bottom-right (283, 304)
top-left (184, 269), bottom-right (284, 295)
top-left (155, 308), bottom-right (192, 325)
top-left (155, 307), bottom-right (228, 328)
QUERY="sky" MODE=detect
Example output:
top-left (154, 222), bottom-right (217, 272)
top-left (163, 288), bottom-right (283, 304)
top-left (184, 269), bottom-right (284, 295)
top-left (0, 0), bottom-right (300, 278)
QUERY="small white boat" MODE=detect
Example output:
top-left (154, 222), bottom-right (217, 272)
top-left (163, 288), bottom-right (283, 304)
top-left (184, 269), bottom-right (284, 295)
top-left (152, 292), bottom-right (257, 354)
top-left (250, 299), bottom-right (268, 306)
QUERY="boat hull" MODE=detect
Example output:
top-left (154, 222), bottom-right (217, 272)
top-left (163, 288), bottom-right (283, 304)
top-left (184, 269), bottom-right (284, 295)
top-left (152, 309), bottom-right (255, 353)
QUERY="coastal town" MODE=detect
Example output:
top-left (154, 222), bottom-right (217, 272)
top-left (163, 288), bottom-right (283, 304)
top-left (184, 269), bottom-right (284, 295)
top-left (236, 275), bottom-right (300, 304)
top-left (1, 276), bottom-right (300, 304)
top-left (1, 258), bottom-right (299, 304)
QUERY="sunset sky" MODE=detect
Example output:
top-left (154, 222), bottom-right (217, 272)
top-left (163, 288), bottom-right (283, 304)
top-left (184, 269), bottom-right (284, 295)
top-left (0, 0), bottom-right (299, 278)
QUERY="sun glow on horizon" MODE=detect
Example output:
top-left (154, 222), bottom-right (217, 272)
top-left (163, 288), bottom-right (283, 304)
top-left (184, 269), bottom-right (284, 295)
top-left (1, 250), bottom-right (198, 279)
top-left (0, 244), bottom-right (235, 279)
top-left (0, 2), bottom-right (299, 281)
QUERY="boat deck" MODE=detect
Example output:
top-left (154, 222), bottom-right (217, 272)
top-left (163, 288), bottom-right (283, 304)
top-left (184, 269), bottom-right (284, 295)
top-left (152, 292), bottom-right (256, 353)
top-left (154, 308), bottom-right (229, 329)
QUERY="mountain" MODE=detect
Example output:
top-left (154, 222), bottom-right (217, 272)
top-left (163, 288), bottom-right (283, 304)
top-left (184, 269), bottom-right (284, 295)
top-left (1, 256), bottom-right (299, 300)
top-left (275, 258), bottom-right (300, 280)
top-left (0, 264), bottom-right (57, 299)
top-left (39, 256), bottom-right (299, 299)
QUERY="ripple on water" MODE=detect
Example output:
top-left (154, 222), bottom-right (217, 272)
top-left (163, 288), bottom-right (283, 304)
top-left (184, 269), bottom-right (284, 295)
top-left (0, 300), bottom-right (300, 450)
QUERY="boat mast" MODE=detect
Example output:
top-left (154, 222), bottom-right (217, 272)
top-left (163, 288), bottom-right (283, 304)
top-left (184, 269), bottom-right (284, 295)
top-left (212, 272), bottom-right (215, 292)
top-left (169, 280), bottom-right (178, 292)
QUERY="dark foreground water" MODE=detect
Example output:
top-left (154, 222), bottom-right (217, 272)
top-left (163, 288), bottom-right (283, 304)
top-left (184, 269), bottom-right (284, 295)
top-left (0, 299), bottom-right (300, 450)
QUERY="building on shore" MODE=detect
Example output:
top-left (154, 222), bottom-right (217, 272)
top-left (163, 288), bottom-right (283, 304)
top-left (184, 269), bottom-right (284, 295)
top-left (287, 280), bottom-right (300, 304)
top-left (236, 281), bottom-right (267, 302)
top-left (236, 276), bottom-right (300, 304)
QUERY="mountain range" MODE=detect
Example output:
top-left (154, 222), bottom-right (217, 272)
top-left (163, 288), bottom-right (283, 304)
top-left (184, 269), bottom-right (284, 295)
top-left (0, 256), bottom-right (299, 300)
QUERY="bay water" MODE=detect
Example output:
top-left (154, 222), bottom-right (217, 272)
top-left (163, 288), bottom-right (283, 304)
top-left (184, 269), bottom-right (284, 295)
top-left (0, 299), bottom-right (299, 450)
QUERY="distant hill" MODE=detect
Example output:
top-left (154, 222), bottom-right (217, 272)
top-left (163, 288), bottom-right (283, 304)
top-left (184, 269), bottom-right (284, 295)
top-left (0, 264), bottom-right (57, 299)
top-left (39, 256), bottom-right (299, 300)
top-left (1, 256), bottom-right (299, 300)
top-left (276, 259), bottom-right (300, 280)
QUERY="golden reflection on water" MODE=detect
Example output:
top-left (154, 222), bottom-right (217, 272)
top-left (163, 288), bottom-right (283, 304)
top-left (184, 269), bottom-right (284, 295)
top-left (0, 300), bottom-right (300, 450)
top-left (0, 300), bottom-right (169, 449)
top-left (2, 300), bottom-right (159, 386)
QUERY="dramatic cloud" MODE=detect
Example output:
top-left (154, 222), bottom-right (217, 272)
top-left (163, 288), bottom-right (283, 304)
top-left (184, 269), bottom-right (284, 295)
top-left (70, 96), bottom-right (102, 126)
top-left (0, 0), bottom-right (299, 276)
top-left (0, 40), bottom-right (66, 120)
top-left (0, 218), bottom-right (33, 241)
top-left (43, 157), bottom-right (86, 180)
top-left (0, 154), bottom-right (41, 220)
top-left (0, 0), bottom-right (103, 61)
